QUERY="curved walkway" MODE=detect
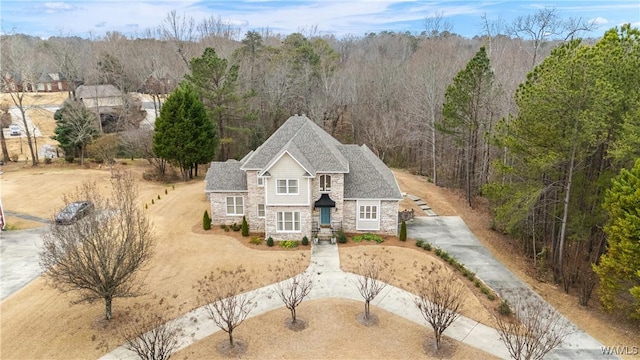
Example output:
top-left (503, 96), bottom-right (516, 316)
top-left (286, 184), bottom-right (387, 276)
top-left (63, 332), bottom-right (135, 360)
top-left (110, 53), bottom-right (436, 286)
top-left (101, 244), bottom-right (511, 360)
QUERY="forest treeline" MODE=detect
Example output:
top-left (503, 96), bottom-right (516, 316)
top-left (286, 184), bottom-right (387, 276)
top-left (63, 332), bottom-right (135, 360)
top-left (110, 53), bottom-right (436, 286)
top-left (1, 10), bottom-right (638, 319)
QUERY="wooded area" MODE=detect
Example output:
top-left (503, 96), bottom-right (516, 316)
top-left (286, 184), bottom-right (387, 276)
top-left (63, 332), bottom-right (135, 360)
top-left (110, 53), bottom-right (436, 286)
top-left (1, 9), bottom-right (638, 319)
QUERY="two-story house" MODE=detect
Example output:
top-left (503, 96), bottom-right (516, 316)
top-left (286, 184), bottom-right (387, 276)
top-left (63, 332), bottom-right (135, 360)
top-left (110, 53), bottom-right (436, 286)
top-left (205, 114), bottom-right (403, 241)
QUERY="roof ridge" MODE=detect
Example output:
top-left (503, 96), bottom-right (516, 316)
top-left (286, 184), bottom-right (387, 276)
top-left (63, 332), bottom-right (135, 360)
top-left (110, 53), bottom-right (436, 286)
top-left (302, 118), bottom-right (349, 171)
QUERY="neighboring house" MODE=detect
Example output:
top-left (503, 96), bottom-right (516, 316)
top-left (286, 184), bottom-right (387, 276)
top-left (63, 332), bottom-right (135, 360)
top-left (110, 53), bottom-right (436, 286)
top-left (205, 114), bottom-right (403, 241)
top-left (36, 72), bottom-right (69, 92)
top-left (1, 71), bottom-right (33, 92)
top-left (75, 84), bottom-right (123, 111)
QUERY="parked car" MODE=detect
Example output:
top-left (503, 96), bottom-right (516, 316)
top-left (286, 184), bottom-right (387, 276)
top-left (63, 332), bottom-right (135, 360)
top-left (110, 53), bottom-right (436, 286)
top-left (9, 125), bottom-right (20, 136)
top-left (55, 201), bottom-right (94, 225)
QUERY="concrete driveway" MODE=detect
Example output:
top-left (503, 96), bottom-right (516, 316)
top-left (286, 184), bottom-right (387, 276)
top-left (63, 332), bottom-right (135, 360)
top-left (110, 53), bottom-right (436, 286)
top-left (408, 216), bottom-right (609, 359)
top-left (0, 227), bottom-right (47, 300)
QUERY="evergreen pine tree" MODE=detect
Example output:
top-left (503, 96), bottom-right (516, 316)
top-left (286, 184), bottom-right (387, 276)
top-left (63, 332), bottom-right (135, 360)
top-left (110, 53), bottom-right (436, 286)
top-left (241, 216), bottom-right (249, 237)
top-left (203, 210), bottom-right (212, 230)
top-left (399, 220), bottom-right (407, 241)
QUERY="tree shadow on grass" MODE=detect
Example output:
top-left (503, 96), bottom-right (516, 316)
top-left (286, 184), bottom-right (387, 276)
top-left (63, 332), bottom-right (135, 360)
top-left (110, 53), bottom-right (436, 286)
top-left (285, 317), bottom-right (308, 331)
top-left (423, 336), bottom-right (457, 359)
top-left (216, 338), bottom-right (248, 358)
top-left (356, 312), bottom-right (379, 327)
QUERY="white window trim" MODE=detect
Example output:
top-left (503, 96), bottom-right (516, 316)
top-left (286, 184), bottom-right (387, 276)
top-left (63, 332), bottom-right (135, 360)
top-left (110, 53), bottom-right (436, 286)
top-left (257, 175), bottom-right (264, 187)
top-left (276, 211), bottom-right (301, 233)
top-left (276, 179), bottom-right (299, 195)
top-left (225, 196), bottom-right (244, 216)
top-left (319, 174), bottom-right (331, 192)
top-left (257, 204), bottom-right (265, 218)
top-left (356, 200), bottom-right (381, 231)
top-left (358, 205), bottom-right (378, 220)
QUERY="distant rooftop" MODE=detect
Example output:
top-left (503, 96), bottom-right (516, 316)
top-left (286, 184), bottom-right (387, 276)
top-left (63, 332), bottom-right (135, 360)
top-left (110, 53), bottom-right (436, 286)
top-left (76, 84), bottom-right (121, 99)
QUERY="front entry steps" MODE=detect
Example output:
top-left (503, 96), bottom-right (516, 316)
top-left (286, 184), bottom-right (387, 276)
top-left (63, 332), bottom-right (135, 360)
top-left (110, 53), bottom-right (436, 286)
top-left (314, 228), bottom-right (336, 245)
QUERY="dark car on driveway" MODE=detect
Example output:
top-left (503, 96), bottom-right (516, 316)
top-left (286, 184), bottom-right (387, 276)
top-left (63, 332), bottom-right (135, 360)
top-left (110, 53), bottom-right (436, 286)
top-left (55, 201), bottom-right (94, 225)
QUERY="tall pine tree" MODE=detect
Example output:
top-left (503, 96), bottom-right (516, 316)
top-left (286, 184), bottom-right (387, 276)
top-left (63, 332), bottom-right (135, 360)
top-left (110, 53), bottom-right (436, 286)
top-left (440, 46), bottom-right (499, 206)
top-left (486, 25), bottom-right (640, 293)
top-left (593, 159), bottom-right (640, 319)
top-left (153, 82), bottom-right (217, 180)
top-left (186, 47), bottom-right (255, 160)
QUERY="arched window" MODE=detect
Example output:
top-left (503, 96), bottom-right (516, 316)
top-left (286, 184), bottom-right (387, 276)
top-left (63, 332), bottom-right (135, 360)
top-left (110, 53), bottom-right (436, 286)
top-left (320, 174), bottom-right (331, 192)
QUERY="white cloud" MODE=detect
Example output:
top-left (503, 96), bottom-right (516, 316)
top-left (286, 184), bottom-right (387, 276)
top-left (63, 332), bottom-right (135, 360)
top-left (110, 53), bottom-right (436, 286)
top-left (44, 2), bottom-right (75, 13)
top-left (591, 17), bottom-right (609, 25)
top-left (0, 1), bottom-right (625, 40)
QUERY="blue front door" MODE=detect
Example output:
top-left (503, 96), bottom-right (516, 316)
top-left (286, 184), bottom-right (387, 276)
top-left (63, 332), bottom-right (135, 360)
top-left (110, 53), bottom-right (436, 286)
top-left (320, 207), bottom-right (331, 225)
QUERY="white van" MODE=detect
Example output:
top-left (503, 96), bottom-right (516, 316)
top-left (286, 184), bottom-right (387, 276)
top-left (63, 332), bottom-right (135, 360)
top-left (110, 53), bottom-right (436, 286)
top-left (9, 125), bottom-right (20, 136)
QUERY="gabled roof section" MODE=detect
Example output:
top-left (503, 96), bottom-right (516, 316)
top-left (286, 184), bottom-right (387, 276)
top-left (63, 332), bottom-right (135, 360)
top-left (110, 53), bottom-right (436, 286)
top-left (205, 159), bottom-right (247, 192)
top-left (241, 115), bottom-right (349, 174)
top-left (339, 144), bottom-right (403, 200)
top-left (259, 142), bottom-right (313, 177)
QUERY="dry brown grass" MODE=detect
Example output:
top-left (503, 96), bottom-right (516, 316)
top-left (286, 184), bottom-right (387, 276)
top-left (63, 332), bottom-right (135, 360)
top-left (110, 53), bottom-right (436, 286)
top-left (0, 161), bottom-right (497, 359)
top-left (340, 246), bottom-right (498, 328)
top-left (0, 164), bottom-right (308, 359)
top-left (0, 92), bottom-right (68, 107)
top-left (0, 99), bottom-right (633, 358)
top-left (176, 299), bottom-right (498, 360)
top-left (2, 164), bottom-right (632, 359)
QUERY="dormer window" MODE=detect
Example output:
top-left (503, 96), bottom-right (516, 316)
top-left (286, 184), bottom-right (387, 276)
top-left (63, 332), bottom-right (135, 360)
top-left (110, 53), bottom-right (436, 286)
top-left (320, 174), bottom-right (331, 192)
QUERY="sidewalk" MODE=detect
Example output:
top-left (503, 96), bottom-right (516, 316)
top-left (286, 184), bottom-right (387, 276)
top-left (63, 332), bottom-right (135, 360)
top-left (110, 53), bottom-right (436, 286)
top-left (101, 243), bottom-right (512, 360)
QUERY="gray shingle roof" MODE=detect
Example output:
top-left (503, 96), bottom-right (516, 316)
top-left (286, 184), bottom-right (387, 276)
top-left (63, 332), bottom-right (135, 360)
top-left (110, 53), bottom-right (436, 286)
top-left (339, 144), bottom-right (403, 199)
top-left (38, 72), bottom-right (66, 82)
top-left (76, 84), bottom-right (121, 99)
top-left (206, 115), bottom-right (401, 199)
top-left (241, 115), bottom-right (349, 174)
top-left (205, 160), bottom-right (247, 192)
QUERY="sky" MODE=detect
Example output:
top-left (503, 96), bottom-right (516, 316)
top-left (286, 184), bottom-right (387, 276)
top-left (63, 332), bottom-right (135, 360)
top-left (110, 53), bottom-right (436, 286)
top-left (1, 0), bottom-right (639, 40)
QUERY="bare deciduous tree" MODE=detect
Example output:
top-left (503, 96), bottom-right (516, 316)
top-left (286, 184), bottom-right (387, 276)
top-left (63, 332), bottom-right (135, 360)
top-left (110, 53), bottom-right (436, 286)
top-left (0, 102), bottom-right (11, 163)
top-left (120, 298), bottom-right (184, 360)
top-left (0, 35), bottom-right (41, 165)
top-left (40, 172), bottom-right (155, 320)
top-left (505, 7), bottom-right (596, 67)
top-left (272, 255), bottom-right (314, 329)
top-left (423, 11), bottom-right (453, 38)
top-left (496, 293), bottom-right (573, 360)
top-left (196, 266), bottom-right (257, 350)
top-left (160, 10), bottom-right (196, 70)
top-left (352, 255), bottom-right (394, 325)
top-left (413, 263), bottom-right (465, 350)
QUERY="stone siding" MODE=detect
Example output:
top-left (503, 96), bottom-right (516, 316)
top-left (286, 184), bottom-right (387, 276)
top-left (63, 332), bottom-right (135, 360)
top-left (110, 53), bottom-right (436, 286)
top-left (379, 200), bottom-right (399, 235)
top-left (310, 173), bottom-right (344, 227)
top-left (265, 206), bottom-right (312, 241)
top-left (209, 192), bottom-right (247, 226)
top-left (342, 199), bottom-right (398, 235)
top-left (245, 170), bottom-right (265, 232)
top-left (342, 200), bottom-right (357, 232)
